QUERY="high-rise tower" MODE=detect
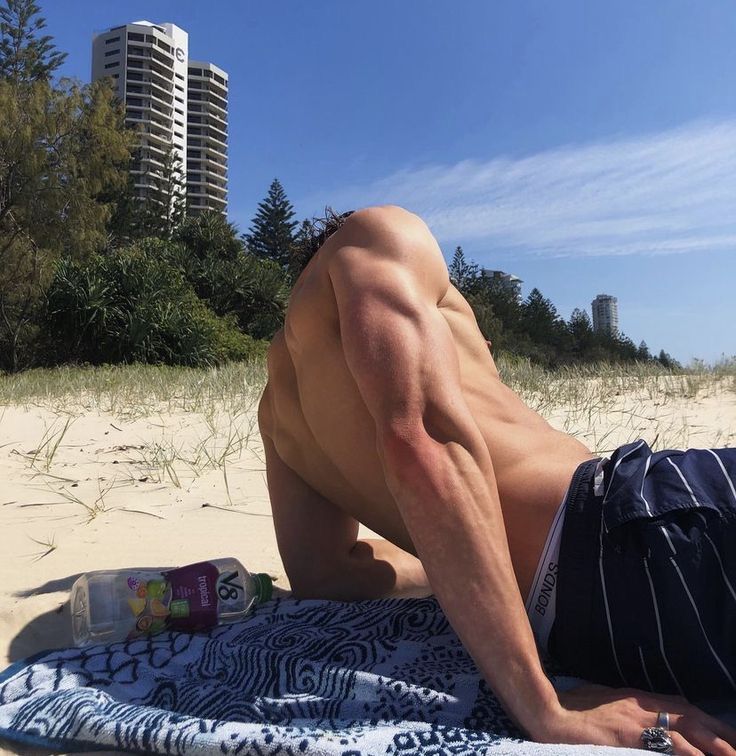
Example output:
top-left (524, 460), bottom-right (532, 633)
top-left (591, 294), bottom-right (619, 336)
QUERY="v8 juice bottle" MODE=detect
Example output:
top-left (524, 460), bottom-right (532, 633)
top-left (70, 558), bottom-right (272, 646)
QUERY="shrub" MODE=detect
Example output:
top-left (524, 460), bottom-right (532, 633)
top-left (44, 244), bottom-right (261, 367)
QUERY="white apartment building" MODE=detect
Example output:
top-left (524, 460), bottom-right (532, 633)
top-left (591, 294), bottom-right (619, 336)
top-left (186, 60), bottom-right (228, 214)
top-left (91, 21), bottom-right (228, 215)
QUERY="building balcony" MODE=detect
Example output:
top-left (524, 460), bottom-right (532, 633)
top-left (187, 179), bottom-right (227, 195)
top-left (126, 102), bottom-right (174, 125)
top-left (126, 62), bottom-right (174, 92)
top-left (186, 191), bottom-right (227, 207)
top-left (187, 159), bottom-right (227, 179)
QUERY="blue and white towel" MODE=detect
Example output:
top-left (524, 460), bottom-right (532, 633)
top-left (0, 597), bottom-right (703, 755)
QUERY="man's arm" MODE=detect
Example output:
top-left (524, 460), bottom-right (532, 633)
top-left (325, 207), bottom-right (736, 754)
top-left (326, 207), bottom-right (561, 735)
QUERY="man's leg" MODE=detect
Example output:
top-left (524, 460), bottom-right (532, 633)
top-left (259, 331), bottom-right (431, 600)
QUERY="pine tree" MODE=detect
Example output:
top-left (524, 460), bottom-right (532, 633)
top-left (139, 145), bottom-right (187, 239)
top-left (448, 246), bottom-right (478, 294)
top-left (245, 179), bottom-right (298, 269)
top-left (0, 0), bottom-right (66, 84)
top-left (637, 340), bottom-right (651, 362)
top-left (566, 307), bottom-right (594, 359)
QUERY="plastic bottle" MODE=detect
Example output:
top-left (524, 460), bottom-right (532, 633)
top-left (70, 557), bottom-right (272, 646)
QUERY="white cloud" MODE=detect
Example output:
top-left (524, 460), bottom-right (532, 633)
top-left (298, 120), bottom-right (736, 258)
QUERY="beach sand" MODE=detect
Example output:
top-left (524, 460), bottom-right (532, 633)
top-left (0, 368), bottom-right (734, 753)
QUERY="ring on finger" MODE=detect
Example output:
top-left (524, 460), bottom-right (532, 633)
top-left (641, 726), bottom-right (674, 753)
top-left (656, 711), bottom-right (670, 730)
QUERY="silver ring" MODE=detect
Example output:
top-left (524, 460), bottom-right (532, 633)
top-left (641, 726), bottom-right (674, 753)
top-left (657, 711), bottom-right (670, 730)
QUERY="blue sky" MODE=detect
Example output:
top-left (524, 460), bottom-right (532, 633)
top-left (40, 1), bottom-right (736, 363)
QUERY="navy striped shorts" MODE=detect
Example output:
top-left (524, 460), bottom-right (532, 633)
top-left (548, 440), bottom-right (736, 700)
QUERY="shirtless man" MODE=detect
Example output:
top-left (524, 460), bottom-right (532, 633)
top-left (257, 205), bottom-right (736, 754)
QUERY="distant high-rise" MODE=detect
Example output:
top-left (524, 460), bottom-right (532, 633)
top-left (480, 269), bottom-right (524, 301)
top-left (91, 21), bottom-right (228, 216)
top-left (591, 294), bottom-right (619, 335)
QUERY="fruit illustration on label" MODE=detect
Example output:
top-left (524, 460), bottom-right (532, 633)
top-left (136, 615), bottom-right (153, 632)
top-left (136, 585), bottom-right (147, 598)
top-left (146, 580), bottom-right (168, 600)
top-left (127, 597), bottom-right (146, 616)
top-left (150, 598), bottom-right (169, 618)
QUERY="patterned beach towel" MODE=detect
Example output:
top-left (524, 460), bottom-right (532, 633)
top-left (0, 597), bottom-right (681, 754)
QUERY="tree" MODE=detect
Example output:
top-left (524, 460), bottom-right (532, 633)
top-left (637, 340), bottom-right (652, 362)
top-left (102, 170), bottom-right (140, 248)
top-left (0, 77), bottom-right (134, 369)
top-left (139, 144), bottom-right (187, 240)
top-left (169, 214), bottom-right (290, 341)
top-left (448, 246), bottom-right (479, 294)
top-left (568, 308), bottom-right (594, 358)
top-left (244, 178), bottom-right (298, 269)
top-left (174, 210), bottom-right (243, 262)
top-left (657, 349), bottom-right (681, 370)
top-left (0, 0), bottom-right (65, 84)
top-left (521, 288), bottom-right (562, 342)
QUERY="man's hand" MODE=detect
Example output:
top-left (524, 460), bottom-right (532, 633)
top-left (539, 683), bottom-right (736, 755)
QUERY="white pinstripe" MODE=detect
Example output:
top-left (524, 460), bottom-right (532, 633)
top-left (640, 453), bottom-right (678, 555)
top-left (659, 525), bottom-right (676, 555)
top-left (670, 556), bottom-right (736, 691)
top-left (643, 557), bottom-right (684, 696)
top-left (638, 645), bottom-right (654, 691)
top-left (602, 440), bottom-right (647, 532)
top-left (705, 448), bottom-right (736, 504)
top-left (603, 439), bottom-right (647, 500)
top-left (599, 524), bottom-right (626, 685)
top-left (639, 454), bottom-right (653, 516)
top-left (666, 456), bottom-right (701, 506)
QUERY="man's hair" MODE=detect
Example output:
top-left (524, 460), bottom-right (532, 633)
top-left (293, 208), bottom-right (354, 276)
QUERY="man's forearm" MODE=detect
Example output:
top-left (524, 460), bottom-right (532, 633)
top-left (381, 430), bottom-right (562, 737)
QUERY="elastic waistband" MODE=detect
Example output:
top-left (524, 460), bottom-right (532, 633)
top-left (546, 457), bottom-right (603, 666)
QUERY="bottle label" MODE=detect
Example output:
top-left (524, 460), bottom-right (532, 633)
top-left (124, 561), bottom-right (233, 640)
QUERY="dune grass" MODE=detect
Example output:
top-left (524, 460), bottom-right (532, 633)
top-left (497, 354), bottom-right (736, 453)
top-left (0, 359), bottom-right (268, 417)
top-left (1, 355), bottom-right (734, 474)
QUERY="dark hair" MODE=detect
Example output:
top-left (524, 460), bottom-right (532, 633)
top-left (292, 207), bottom-right (355, 277)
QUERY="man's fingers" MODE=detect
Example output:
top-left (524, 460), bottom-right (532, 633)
top-left (669, 713), bottom-right (736, 756)
top-left (667, 730), bottom-right (704, 756)
top-left (670, 711), bottom-right (736, 752)
top-left (678, 726), bottom-right (735, 756)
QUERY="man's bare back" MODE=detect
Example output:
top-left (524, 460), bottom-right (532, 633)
top-left (260, 210), bottom-right (591, 601)
top-left (258, 205), bottom-right (736, 753)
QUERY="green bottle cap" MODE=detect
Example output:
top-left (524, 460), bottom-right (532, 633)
top-left (254, 573), bottom-right (273, 603)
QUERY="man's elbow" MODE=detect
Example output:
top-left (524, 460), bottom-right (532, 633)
top-left (377, 422), bottom-right (441, 488)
